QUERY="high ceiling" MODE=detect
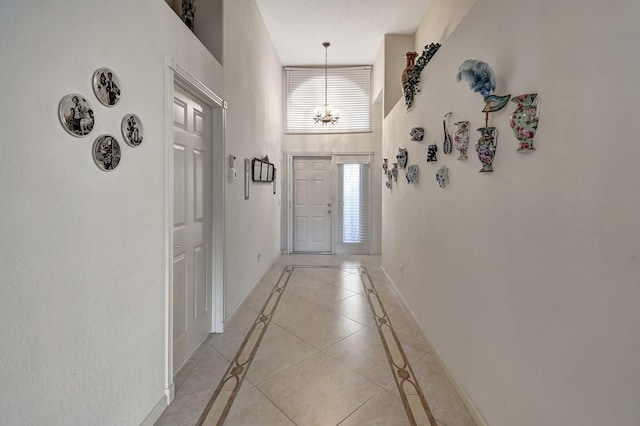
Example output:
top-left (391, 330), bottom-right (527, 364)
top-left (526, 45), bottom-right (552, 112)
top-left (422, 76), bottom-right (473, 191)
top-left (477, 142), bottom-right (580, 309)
top-left (254, 0), bottom-right (433, 66)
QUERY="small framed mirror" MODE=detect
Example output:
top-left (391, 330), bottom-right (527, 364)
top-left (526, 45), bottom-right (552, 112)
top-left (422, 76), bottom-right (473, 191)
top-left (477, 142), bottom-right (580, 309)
top-left (252, 157), bottom-right (275, 182)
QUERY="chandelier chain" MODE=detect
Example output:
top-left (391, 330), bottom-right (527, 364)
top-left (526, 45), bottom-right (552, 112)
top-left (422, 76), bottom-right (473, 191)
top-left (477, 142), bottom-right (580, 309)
top-left (314, 41), bottom-right (339, 125)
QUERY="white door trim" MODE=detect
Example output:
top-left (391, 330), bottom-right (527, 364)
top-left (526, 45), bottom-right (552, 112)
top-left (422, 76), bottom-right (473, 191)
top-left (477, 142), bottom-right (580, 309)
top-left (164, 57), bottom-right (226, 404)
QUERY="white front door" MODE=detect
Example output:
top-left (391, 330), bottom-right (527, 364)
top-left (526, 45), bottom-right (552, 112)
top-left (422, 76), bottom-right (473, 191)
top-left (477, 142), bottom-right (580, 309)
top-left (172, 86), bottom-right (213, 372)
top-left (293, 157), bottom-right (333, 252)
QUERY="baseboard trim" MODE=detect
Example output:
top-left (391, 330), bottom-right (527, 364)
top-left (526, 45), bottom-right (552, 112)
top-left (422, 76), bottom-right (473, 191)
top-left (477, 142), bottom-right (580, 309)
top-left (380, 266), bottom-right (488, 426)
top-left (140, 393), bottom-right (169, 426)
top-left (224, 257), bottom-right (282, 326)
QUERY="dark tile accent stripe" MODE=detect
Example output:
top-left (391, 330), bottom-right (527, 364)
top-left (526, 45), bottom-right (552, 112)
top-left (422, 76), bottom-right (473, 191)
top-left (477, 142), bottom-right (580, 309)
top-left (196, 267), bottom-right (293, 426)
top-left (358, 266), bottom-right (437, 426)
top-left (196, 265), bottom-right (436, 425)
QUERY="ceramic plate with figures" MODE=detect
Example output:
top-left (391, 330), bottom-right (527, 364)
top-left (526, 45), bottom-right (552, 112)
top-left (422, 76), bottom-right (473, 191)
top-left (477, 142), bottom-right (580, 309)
top-left (92, 67), bottom-right (122, 107)
top-left (59, 94), bottom-right (95, 137)
top-left (121, 114), bottom-right (144, 147)
top-left (93, 135), bottom-right (122, 171)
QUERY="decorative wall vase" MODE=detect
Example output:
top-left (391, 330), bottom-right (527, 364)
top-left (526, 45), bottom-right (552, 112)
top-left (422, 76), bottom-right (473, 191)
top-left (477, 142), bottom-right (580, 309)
top-left (442, 113), bottom-right (452, 154)
top-left (385, 169), bottom-right (393, 189)
top-left (454, 121), bottom-right (470, 160)
top-left (436, 165), bottom-right (448, 188)
top-left (382, 158), bottom-right (388, 174)
top-left (410, 127), bottom-right (424, 142)
top-left (396, 148), bottom-right (408, 168)
top-left (401, 52), bottom-right (418, 95)
top-left (476, 127), bottom-right (498, 173)
top-left (404, 43), bottom-right (442, 110)
top-left (406, 164), bottom-right (419, 184)
top-left (427, 144), bottom-right (438, 162)
top-left (510, 93), bottom-right (540, 151)
top-left (391, 163), bottom-right (398, 181)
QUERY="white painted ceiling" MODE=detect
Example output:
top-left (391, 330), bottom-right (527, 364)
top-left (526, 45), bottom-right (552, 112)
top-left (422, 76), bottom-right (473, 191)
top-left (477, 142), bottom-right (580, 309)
top-left (254, 0), bottom-right (432, 66)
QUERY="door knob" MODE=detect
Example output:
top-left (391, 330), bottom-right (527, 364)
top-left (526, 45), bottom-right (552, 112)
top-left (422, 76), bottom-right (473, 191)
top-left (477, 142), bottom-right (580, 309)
top-left (327, 202), bottom-right (332, 207)
top-left (327, 209), bottom-right (332, 213)
top-left (173, 245), bottom-right (179, 249)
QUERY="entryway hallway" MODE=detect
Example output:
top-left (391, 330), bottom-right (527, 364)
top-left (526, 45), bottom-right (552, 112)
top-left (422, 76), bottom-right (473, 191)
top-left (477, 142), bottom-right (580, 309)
top-left (156, 255), bottom-right (475, 425)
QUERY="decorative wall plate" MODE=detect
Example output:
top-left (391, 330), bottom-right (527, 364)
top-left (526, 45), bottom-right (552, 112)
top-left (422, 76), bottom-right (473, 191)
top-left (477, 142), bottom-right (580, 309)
top-left (121, 114), bottom-right (144, 147)
top-left (93, 135), bottom-right (122, 171)
top-left (406, 164), bottom-right (419, 184)
top-left (59, 94), bottom-right (95, 137)
top-left (92, 67), bottom-right (122, 107)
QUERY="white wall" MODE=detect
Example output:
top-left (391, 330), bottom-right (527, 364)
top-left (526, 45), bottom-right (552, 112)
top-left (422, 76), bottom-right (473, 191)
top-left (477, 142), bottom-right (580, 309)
top-left (222, 0), bottom-right (283, 316)
top-left (382, 0), bottom-right (640, 425)
top-left (0, 0), bottom-right (281, 424)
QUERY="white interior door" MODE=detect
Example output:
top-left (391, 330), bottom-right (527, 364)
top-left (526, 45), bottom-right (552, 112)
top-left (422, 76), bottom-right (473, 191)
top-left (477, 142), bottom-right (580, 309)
top-left (293, 157), bottom-right (333, 252)
top-left (172, 86), bottom-right (213, 372)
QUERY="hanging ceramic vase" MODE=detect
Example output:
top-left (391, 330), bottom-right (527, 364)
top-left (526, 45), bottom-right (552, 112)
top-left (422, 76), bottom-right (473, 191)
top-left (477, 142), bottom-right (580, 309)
top-left (391, 163), bottom-right (398, 181)
top-left (436, 165), bottom-right (448, 188)
top-left (406, 164), bottom-right (419, 184)
top-left (401, 52), bottom-right (418, 95)
top-left (509, 93), bottom-right (540, 151)
top-left (454, 121), bottom-right (470, 160)
top-left (396, 148), bottom-right (408, 169)
top-left (427, 144), bottom-right (437, 162)
top-left (385, 169), bottom-right (393, 189)
top-left (475, 127), bottom-right (497, 173)
top-left (442, 113), bottom-right (452, 154)
top-left (382, 158), bottom-right (388, 174)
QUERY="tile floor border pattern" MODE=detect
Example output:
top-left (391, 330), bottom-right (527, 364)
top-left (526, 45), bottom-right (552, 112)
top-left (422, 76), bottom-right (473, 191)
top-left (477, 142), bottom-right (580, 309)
top-left (359, 266), bottom-right (437, 426)
top-left (196, 266), bottom-right (294, 425)
top-left (196, 265), bottom-right (435, 426)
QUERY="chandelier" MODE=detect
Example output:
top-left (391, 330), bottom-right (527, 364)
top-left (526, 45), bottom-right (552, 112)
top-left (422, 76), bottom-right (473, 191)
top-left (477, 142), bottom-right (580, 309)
top-left (313, 42), bottom-right (340, 125)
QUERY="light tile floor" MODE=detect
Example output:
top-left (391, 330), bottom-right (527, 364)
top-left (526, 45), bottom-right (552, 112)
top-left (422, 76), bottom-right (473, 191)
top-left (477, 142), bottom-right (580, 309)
top-left (156, 255), bottom-right (475, 426)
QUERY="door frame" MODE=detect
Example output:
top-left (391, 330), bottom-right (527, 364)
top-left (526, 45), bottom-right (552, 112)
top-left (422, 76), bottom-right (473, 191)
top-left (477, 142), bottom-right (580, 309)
top-left (164, 58), bottom-right (226, 404)
top-left (283, 151), bottom-right (373, 254)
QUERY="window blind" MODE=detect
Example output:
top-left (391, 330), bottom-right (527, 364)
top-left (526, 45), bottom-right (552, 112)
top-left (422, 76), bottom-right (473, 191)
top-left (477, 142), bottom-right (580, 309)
top-left (337, 163), bottom-right (369, 244)
top-left (285, 66), bottom-right (371, 133)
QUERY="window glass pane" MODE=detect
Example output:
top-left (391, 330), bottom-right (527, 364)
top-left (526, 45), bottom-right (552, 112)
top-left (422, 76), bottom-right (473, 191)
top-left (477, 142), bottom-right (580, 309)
top-left (342, 164), bottom-right (361, 243)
